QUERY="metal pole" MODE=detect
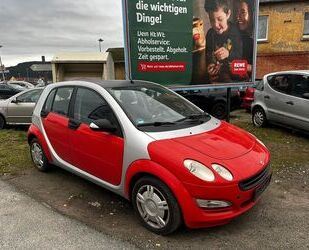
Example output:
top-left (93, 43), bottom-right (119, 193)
top-left (0, 55), bottom-right (5, 82)
top-left (98, 38), bottom-right (104, 52)
top-left (226, 88), bottom-right (231, 123)
top-left (0, 45), bottom-right (5, 82)
top-left (26, 68), bottom-right (29, 82)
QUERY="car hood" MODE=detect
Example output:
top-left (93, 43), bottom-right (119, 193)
top-left (171, 121), bottom-right (256, 160)
top-left (0, 99), bottom-right (8, 105)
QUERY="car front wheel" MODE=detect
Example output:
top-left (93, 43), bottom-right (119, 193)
top-left (132, 176), bottom-right (182, 235)
top-left (30, 138), bottom-right (50, 172)
top-left (0, 116), bottom-right (5, 129)
top-left (252, 107), bottom-right (267, 127)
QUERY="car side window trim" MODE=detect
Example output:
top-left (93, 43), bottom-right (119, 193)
top-left (43, 89), bottom-right (57, 113)
top-left (68, 87), bottom-right (78, 119)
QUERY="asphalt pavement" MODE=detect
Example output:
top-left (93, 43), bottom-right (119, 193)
top-left (0, 179), bottom-right (137, 249)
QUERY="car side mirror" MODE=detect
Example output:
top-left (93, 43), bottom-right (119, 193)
top-left (89, 119), bottom-right (117, 133)
top-left (40, 110), bottom-right (49, 118)
top-left (11, 98), bottom-right (19, 104)
top-left (302, 93), bottom-right (309, 99)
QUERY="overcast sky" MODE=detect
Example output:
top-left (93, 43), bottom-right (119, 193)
top-left (0, 0), bottom-right (124, 67)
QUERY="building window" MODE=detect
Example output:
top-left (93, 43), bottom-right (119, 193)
top-left (258, 16), bottom-right (268, 41)
top-left (304, 12), bottom-right (309, 37)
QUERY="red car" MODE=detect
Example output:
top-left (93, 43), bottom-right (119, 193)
top-left (28, 80), bottom-right (271, 234)
top-left (241, 87), bottom-right (255, 111)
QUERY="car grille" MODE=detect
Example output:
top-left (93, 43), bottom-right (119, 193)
top-left (239, 166), bottom-right (271, 191)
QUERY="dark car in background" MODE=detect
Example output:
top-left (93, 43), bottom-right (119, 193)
top-left (176, 88), bottom-right (241, 120)
top-left (0, 83), bottom-right (22, 99)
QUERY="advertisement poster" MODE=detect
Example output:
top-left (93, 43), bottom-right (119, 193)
top-left (123, 0), bottom-right (257, 86)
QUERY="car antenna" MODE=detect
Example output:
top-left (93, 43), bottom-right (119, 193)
top-left (125, 71), bottom-right (134, 84)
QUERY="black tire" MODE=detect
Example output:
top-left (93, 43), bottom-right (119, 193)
top-left (211, 102), bottom-right (227, 120)
top-left (252, 107), bottom-right (267, 127)
top-left (30, 138), bottom-right (50, 172)
top-left (0, 115), bottom-right (5, 130)
top-left (132, 176), bottom-right (182, 235)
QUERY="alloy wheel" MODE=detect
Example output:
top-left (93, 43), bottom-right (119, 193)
top-left (253, 110), bottom-right (265, 127)
top-left (31, 142), bottom-right (44, 169)
top-left (136, 184), bottom-right (170, 229)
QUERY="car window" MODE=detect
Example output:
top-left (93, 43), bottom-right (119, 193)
top-left (44, 89), bottom-right (56, 112)
top-left (290, 75), bottom-right (309, 98)
top-left (16, 89), bottom-right (43, 103)
top-left (0, 85), bottom-right (11, 91)
top-left (268, 75), bottom-right (293, 95)
top-left (51, 87), bottom-right (74, 116)
top-left (73, 88), bottom-right (121, 132)
top-left (255, 80), bottom-right (264, 91)
top-left (107, 85), bottom-right (209, 132)
top-left (109, 86), bottom-right (201, 124)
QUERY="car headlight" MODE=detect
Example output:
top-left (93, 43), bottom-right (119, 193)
top-left (183, 160), bottom-right (215, 182)
top-left (212, 164), bottom-right (233, 181)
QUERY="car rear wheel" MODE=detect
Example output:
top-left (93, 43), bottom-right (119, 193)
top-left (30, 138), bottom-right (50, 172)
top-left (132, 176), bottom-right (182, 235)
top-left (0, 116), bottom-right (5, 129)
top-left (211, 102), bottom-right (227, 120)
top-left (252, 107), bottom-right (267, 127)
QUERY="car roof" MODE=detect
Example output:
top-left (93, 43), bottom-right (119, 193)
top-left (56, 79), bottom-right (157, 89)
top-left (13, 87), bottom-right (44, 95)
top-left (266, 70), bottom-right (309, 76)
top-left (8, 81), bottom-right (32, 84)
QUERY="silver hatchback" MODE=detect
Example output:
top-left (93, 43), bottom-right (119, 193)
top-left (252, 70), bottom-right (309, 132)
top-left (0, 88), bottom-right (43, 129)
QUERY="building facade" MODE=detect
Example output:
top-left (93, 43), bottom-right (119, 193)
top-left (256, 0), bottom-right (309, 78)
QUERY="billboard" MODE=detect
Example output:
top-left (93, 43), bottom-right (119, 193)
top-left (123, 0), bottom-right (258, 87)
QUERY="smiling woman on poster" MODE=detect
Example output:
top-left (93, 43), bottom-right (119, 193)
top-left (204, 0), bottom-right (243, 83)
top-left (236, 0), bottom-right (254, 79)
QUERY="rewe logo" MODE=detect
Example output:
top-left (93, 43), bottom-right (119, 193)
top-left (231, 60), bottom-right (248, 76)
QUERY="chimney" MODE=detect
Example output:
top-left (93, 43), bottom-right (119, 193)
top-left (42, 56), bottom-right (45, 62)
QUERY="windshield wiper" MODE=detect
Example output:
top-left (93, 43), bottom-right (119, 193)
top-left (137, 121), bottom-right (176, 127)
top-left (176, 112), bottom-right (211, 122)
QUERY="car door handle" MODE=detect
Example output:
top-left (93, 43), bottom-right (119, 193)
top-left (264, 95), bottom-right (270, 99)
top-left (68, 119), bottom-right (81, 130)
top-left (286, 101), bottom-right (294, 105)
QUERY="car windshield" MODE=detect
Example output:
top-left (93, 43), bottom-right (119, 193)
top-left (107, 84), bottom-right (211, 132)
top-left (9, 84), bottom-right (25, 90)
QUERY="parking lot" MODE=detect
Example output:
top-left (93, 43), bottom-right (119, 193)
top-left (1, 110), bottom-right (309, 249)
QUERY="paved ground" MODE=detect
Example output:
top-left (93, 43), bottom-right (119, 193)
top-left (3, 164), bottom-right (308, 249)
top-left (0, 179), bottom-right (136, 249)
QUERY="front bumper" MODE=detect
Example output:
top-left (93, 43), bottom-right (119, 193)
top-left (179, 171), bottom-right (272, 229)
